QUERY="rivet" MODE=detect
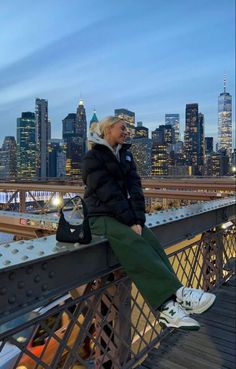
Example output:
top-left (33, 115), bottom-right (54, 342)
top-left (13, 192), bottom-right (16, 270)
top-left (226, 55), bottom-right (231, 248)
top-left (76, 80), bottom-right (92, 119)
top-left (34, 275), bottom-right (40, 283)
top-left (11, 249), bottom-right (19, 254)
top-left (49, 271), bottom-right (55, 278)
top-left (8, 296), bottom-right (16, 304)
top-left (27, 245), bottom-right (34, 250)
top-left (18, 281), bottom-right (24, 289)
top-left (9, 272), bottom-right (16, 281)
top-left (26, 290), bottom-right (33, 297)
top-left (4, 244), bottom-right (10, 248)
top-left (3, 260), bottom-right (11, 265)
top-left (42, 284), bottom-right (48, 291)
top-left (22, 255), bottom-right (29, 261)
top-left (38, 251), bottom-right (45, 256)
top-left (0, 288), bottom-right (7, 295)
top-left (0, 253), bottom-right (2, 257)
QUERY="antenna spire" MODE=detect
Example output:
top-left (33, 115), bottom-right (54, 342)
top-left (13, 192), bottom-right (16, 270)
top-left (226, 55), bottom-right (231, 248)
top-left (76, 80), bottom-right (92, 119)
top-left (223, 74), bottom-right (226, 93)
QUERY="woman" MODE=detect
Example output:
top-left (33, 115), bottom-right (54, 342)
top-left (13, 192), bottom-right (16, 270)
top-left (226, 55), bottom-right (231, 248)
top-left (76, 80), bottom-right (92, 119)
top-left (82, 116), bottom-right (216, 330)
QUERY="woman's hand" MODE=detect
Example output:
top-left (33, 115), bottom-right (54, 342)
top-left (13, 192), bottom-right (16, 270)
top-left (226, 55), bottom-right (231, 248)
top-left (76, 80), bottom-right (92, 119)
top-left (130, 224), bottom-right (142, 236)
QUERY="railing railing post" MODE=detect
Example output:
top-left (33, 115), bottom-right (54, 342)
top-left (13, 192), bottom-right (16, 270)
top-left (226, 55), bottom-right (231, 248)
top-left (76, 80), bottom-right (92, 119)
top-left (95, 272), bottom-right (131, 369)
top-left (215, 227), bottom-right (224, 287)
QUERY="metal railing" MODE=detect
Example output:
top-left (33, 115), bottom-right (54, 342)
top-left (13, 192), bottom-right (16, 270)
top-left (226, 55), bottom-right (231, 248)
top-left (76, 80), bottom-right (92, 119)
top-left (0, 197), bottom-right (235, 369)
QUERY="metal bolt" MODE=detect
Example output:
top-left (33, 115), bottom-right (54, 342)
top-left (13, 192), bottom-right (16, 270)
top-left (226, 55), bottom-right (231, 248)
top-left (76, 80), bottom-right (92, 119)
top-left (22, 255), bottom-right (29, 261)
top-left (26, 290), bottom-right (33, 297)
top-left (27, 245), bottom-right (34, 250)
top-left (42, 284), bottom-right (48, 291)
top-left (8, 296), bottom-right (16, 304)
top-left (11, 249), bottom-right (19, 254)
top-left (3, 260), bottom-right (11, 265)
top-left (0, 288), bottom-right (7, 295)
top-left (49, 271), bottom-right (55, 278)
top-left (34, 275), bottom-right (40, 283)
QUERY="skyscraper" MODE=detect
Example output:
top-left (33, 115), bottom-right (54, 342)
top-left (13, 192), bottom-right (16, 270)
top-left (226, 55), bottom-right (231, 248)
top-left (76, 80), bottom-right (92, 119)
top-left (115, 108), bottom-right (135, 138)
top-left (184, 103), bottom-right (203, 175)
top-left (218, 77), bottom-right (232, 155)
top-left (165, 114), bottom-right (180, 142)
top-left (0, 136), bottom-right (17, 179)
top-left (76, 99), bottom-right (87, 155)
top-left (131, 137), bottom-right (152, 176)
top-left (198, 112), bottom-right (205, 174)
top-left (62, 100), bottom-right (88, 177)
top-left (16, 112), bottom-right (36, 178)
top-left (48, 139), bottom-right (66, 178)
top-left (35, 98), bottom-right (49, 178)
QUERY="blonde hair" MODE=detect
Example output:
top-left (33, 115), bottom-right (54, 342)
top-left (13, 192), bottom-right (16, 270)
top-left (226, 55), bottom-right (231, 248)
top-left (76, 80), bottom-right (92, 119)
top-left (99, 116), bottom-right (124, 138)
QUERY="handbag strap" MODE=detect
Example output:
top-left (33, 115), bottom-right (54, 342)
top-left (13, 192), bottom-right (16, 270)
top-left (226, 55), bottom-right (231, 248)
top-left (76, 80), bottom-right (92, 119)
top-left (59, 195), bottom-right (88, 218)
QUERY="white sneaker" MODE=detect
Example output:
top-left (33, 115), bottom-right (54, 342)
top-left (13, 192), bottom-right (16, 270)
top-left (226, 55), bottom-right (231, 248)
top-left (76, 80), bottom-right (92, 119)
top-left (159, 300), bottom-right (200, 330)
top-left (176, 287), bottom-right (216, 314)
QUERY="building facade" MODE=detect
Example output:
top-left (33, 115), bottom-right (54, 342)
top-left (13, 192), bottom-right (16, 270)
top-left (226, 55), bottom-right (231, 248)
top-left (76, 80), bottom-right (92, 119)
top-left (115, 108), bottom-right (135, 138)
top-left (16, 112), bottom-right (37, 178)
top-left (0, 136), bottom-right (17, 179)
top-left (131, 137), bottom-right (152, 176)
top-left (218, 78), bottom-right (232, 155)
top-left (165, 114), bottom-right (180, 142)
top-left (35, 98), bottom-right (49, 178)
top-left (48, 139), bottom-right (66, 178)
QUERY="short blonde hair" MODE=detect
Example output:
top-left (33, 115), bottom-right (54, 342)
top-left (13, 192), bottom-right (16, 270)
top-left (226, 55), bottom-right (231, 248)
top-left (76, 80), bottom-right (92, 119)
top-left (99, 116), bottom-right (124, 138)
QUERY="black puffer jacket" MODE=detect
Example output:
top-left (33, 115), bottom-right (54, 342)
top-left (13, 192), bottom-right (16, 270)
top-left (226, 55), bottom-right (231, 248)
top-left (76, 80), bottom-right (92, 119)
top-left (82, 143), bottom-right (146, 227)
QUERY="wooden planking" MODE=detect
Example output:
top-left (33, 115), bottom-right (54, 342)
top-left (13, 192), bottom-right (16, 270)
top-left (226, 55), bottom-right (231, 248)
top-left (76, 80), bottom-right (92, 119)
top-left (142, 276), bottom-right (236, 369)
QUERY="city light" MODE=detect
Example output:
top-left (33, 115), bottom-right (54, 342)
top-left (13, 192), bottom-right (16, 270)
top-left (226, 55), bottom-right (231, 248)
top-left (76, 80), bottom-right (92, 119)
top-left (51, 197), bottom-right (62, 207)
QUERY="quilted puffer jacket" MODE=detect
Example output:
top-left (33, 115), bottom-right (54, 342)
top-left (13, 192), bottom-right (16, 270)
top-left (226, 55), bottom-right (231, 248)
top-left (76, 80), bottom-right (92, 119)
top-left (82, 140), bottom-right (146, 227)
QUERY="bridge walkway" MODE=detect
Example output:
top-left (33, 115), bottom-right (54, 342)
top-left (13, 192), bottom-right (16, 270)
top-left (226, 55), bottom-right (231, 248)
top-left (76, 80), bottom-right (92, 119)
top-left (140, 276), bottom-right (236, 369)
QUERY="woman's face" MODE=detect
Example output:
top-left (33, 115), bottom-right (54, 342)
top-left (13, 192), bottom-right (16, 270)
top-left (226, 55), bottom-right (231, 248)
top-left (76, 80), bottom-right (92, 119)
top-left (107, 120), bottom-right (128, 146)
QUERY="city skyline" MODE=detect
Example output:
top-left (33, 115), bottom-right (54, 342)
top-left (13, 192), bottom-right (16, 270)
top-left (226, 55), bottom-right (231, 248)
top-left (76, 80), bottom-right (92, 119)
top-left (0, 0), bottom-right (235, 146)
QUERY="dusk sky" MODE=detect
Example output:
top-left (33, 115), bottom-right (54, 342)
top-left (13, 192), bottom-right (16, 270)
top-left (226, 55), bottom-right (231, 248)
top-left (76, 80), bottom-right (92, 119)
top-left (0, 0), bottom-right (235, 147)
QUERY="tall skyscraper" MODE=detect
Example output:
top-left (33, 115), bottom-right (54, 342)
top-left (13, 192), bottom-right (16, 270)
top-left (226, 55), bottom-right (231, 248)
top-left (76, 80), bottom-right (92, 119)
top-left (62, 100), bottom-right (88, 177)
top-left (115, 108), bottom-right (135, 138)
top-left (76, 99), bottom-right (87, 154)
top-left (48, 139), bottom-right (66, 178)
top-left (62, 113), bottom-right (77, 140)
top-left (218, 77), bottom-right (232, 155)
top-left (184, 103), bottom-right (205, 175)
top-left (198, 112), bottom-right (205, 174)
top-left (0, 136), bottom-right (17, 179)
top-left (131, 137), bottom-right (152, 176)
top-left (16, 112), bottom-right (36, 178)
top-left (151, 125), bottom-right (174, 176)
top-left (165, 114), bottom-right (180, 142)
top-left (35, 98), bottom-right (49, 178)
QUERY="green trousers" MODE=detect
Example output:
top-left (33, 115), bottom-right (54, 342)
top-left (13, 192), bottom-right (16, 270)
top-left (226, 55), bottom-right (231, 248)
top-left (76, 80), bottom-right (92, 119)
top-left (89, 216), bottom-right (182, 310)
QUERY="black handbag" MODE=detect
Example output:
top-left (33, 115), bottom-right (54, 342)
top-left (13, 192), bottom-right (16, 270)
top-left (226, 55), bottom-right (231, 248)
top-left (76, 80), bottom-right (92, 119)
top-left (56, 195), bottom-right (92, 244)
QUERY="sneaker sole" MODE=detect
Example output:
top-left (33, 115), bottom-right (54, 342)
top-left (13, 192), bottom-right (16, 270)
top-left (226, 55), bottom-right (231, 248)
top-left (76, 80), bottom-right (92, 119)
top-left (180, 294), bottom-right (216, 314)
top-left (159, 321), bottom-right (200, 331)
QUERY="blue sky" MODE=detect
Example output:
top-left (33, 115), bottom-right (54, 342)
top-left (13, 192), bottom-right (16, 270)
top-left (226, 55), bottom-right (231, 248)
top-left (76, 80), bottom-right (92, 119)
top-left (0, 0), bottom-right (235, 147)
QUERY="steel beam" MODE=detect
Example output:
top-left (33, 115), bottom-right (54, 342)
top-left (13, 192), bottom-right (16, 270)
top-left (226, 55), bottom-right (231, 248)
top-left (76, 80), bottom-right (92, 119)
top-left (0, 197), bottom-right (235, 326)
